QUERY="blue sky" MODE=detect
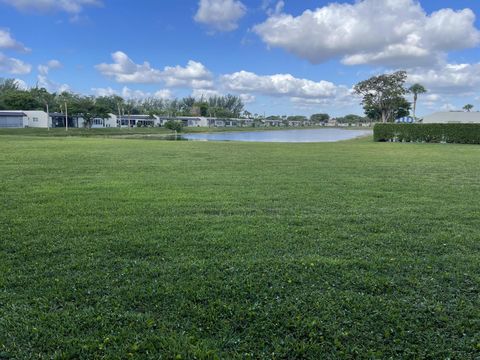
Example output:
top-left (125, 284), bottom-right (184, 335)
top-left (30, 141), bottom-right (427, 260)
top-left (0, 0), bottom-right (479, 117)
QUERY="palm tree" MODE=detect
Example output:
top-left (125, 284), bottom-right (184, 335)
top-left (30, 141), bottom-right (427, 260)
top-left (463, 104), bottom-right (474, 112)
top-left (408, 83), bottom-right (427, 119)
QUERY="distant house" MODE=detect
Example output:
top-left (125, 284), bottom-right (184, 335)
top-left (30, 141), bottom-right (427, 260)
top-left (49, 112), bottom-right (85, 128)
top-left (326, 119), bottom-right (337, 127)
top-left (0, 110), bottom-right (51, 128)
top-left (0, 111), bottom-right (27, 128)
top-left (422, 111), bottom-right (480, 124)
top-left (180, 117), bottom-right (210, 127)
top-left (108, 114), bottom-right (158, 127)
top-left (220, 118), bottom-right (255, 127)
top-left (288, 120), bottom-right (302, 127)
top-left (359, 122), bottom-right (372, 127)
top-left (224, 119), bottom-right (239, 127)
top-left (25, 111), bottom-right (50, 128)
top-left (263, 119), bottom-right (282, 127)
top-left (213, 119), bottom-right (226, 127)
top-left (157, 116), bottom-right (209, 127)
top-left (91, 118), bottom-right (108, 128)
top-left (0, 110), bottom-right (63, 128)
top-left (242, 119), bottom-right (254, 127)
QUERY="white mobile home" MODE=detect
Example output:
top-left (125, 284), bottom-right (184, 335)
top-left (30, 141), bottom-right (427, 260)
top-left (422, 112), bottom-right (480, 124)
top-left (158, 116), bottom-right (211, 127)
top-left (179, 117), bottom-right (210, 127)
top-left (0, 111), bottom-right (27, 128)
top-left (108, 114), bottom-right (159, 127)
top-left (50, 112), bottom-right (84, 128)
top-left (91, 114), bottom-right (118, 128)
top-left (263, 119), bottom-right (282, 127)
top-left (26, 111), bottom-right (50, 128)
top-left (0, 110), bottom-right (51, 128)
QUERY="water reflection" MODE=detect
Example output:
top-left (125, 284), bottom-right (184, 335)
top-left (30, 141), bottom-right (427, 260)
top-left (181, 129), bottom-right (372, 143)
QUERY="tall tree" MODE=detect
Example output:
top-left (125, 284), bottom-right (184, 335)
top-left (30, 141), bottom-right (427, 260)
top-left (2, 91), bottom-right (41, 110)
top-left (181, 96), bottom-right (196, 115)
top-left (354, 71), bottom-right (408, 123)
top-left (463, 104), bottom-right (474, 112)
top-left (364, 97), bottom-right (411, 122)
top-left (336, 114), bottom-right (365, 124)
top-left (95, 95), bottom-right (124, 114)
top-left (408, 83), bottom-right (427, 118)
top-left (310, 113), bottom-right (330, 123)
top-left (0, 78), bottom-right (21, 93)
top-left (30, 87), bottom-right (56, 113)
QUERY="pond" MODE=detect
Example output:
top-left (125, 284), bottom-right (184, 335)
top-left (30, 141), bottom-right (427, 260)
top-left (181, 128), bottom-right (372, 143)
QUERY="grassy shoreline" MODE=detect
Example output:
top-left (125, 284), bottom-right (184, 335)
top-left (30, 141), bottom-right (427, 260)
top-left (1, 135), bottom-right (478, 358)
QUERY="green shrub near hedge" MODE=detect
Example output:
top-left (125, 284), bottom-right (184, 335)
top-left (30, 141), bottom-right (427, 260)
top-left (374, 123), bottom-right (480, 144)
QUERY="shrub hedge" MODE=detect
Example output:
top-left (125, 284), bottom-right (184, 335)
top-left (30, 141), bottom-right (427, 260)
top-left (374, 123), bottom-right (480, 144)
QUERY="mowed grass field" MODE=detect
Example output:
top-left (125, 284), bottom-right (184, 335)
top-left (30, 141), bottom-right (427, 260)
top-left (0, 134), bottom-right (479, 359)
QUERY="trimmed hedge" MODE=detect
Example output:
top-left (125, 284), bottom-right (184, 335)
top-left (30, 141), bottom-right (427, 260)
top-left (374, 123), bottom-right (480, 144)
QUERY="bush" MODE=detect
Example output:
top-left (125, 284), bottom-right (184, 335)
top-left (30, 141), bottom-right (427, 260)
top-left (374, 123), bottom-right (480, 144)
top-left (164, 120), bottom-right (184, 132)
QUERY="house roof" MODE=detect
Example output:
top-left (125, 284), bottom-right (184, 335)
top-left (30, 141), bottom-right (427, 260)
top-left (119, 115), bottom-right (155, 120)
top-left (422, 111), bottom-right (480, 124)
top-left (0, 111), bottom-right (26, 116)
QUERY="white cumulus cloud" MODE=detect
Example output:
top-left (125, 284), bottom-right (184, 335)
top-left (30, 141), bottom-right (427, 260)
top-left (96, 51), bottom-right (214, 89)
top-left (408, 62), bottom-right (480, 94)
top-left (191, 88), bottom-right (221, 99)
top-left (221, 70), bottom-right (344, 99)
top-left (0, 29), bottom-right (30, 52)
top-left (239, 93), bottom-right (255, 104)
top-left (253, 0), bottom-right (480, 67)
top-left (194, 0), bottom-right (246, 32)
top-left (220, 70), bottom-right (354, 108)
top-left (95, 51), bottom-right (163, 83)
top-left (36, 59), bottom-right (67, 92)
top-left (91, 86), bottom-right (173, 100)
top-left (91, 87), bottom-right (115, 97)
top-left (163, 60), bottom-right (214, 89)
top-left (37, 75), bottom-right (70, 93)
top-left (154, 89), bottom-right (173, 100)
top-left (38, 59), bottom-right (62, 75)
top-left (0, 52), bottom-right (31, 74)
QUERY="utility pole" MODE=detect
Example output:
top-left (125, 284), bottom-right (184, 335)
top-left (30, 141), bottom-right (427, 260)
top-left (117, 103), bottom-right (121, 128)
top-left (45, 102), bottom-right (49, 131)
top-left (65, 101), bottom-right (68, 131)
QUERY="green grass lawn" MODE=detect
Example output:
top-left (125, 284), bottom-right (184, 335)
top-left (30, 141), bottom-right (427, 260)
top-left (0, 134), bottom-right (479, 359)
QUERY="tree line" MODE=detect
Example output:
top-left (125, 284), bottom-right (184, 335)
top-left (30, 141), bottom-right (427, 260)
top-left (0, 78), bottom-right (245, 127)
top-left (1, 78), bottom-right (367, 126)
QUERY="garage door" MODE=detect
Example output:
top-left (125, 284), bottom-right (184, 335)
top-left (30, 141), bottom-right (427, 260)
top-left (0, 116), bottom-right (23, 128)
